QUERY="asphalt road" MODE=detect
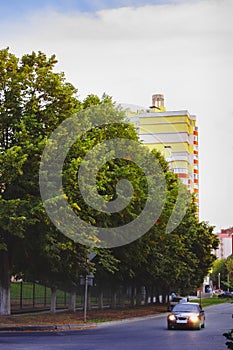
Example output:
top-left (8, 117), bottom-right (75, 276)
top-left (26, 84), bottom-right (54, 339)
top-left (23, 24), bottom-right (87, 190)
top-left (0, 303), bottom-right (232, 350)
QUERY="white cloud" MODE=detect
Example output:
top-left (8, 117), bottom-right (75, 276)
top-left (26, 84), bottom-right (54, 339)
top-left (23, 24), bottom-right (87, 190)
top-left (1, 0), bottom-right (233, 231)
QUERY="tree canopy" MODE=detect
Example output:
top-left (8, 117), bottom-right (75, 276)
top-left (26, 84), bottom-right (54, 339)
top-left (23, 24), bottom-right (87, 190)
top-left (0, 48), bottom-right (219, 315)
top-left (0, 48), bottom-right (80, 314)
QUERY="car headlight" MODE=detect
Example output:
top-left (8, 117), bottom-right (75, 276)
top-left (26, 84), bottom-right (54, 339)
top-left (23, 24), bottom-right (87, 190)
top-left (168, 315), bottom-right (176, 321)
top-left (189, 315), bottom-right (199, 323)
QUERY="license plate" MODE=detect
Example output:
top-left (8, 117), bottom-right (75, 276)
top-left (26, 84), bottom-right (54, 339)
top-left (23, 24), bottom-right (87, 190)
top-left (177, 319), bottom-right (187, 324)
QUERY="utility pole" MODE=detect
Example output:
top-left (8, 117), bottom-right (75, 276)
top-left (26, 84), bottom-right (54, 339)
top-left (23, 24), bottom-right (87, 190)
top-left (83, 252), bottom-right (96, 323)
top-left (218, 272), bottom-right (221, 289)
top-left (84, 275), bottom-right (88, 323)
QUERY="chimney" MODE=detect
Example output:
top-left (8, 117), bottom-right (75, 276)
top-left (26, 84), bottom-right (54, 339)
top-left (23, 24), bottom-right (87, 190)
top-left (152, 94), bottom-right (164, 109)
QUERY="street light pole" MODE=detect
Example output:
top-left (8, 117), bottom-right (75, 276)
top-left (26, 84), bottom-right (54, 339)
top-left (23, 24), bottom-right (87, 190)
top-left (83, 252), bottom-right (96, 323)
top-left (218, 272), bottom-right (221, 289)
top-left (84, 275), bottom-right (88, 323)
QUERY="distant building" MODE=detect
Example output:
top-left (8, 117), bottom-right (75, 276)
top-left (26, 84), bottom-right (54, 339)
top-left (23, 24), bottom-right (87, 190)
top-left (214, 227), bottom-right (233, 259)
top-left (127, 94), bottom-right (199, 208)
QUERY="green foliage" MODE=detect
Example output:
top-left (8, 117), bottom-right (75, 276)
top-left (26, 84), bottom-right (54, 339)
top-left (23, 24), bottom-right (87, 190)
top-left (0, 48), bottom-right (80, 300)
top-left (226, 255), bottom-right (233, 277)
top-left (94, 158), bottom-right (218, 297)
top-left (210, 258), bottom-right (228, 288)
top-left (190, 297), bottom-right (227, 307)
top-left (223, 280), bottom-right (233, 349)
top-left (223, 328), bottom-right (233, 350)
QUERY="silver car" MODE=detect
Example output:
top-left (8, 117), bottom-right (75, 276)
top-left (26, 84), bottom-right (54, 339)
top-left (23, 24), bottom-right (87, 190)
top-left (167, 302), bottom-right (205, 330)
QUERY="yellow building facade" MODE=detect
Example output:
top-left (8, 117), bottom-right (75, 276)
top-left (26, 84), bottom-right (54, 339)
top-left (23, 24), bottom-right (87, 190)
top-left (128, 94), bottom-right (199, 207)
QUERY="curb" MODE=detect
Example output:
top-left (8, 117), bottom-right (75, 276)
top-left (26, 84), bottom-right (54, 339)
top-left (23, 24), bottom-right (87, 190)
top-left (0, 324), bottom-right (95, 332)
top-left (95, 313), bottom-right (166, 327)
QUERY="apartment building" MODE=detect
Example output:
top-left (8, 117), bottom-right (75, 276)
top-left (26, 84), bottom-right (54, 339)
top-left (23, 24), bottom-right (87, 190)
top-left (127, 94), bottom-right (199, 207)
top-left (214, 227), bottom-right (233, 259)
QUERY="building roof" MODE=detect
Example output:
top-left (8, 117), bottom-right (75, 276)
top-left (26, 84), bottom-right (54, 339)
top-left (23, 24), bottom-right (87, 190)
top-left (138, 110), bottom-right (196, 119)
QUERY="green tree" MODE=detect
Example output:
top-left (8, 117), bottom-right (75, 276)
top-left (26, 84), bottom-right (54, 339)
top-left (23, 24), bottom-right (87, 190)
top-left (0, 48), bottom-right (80, 315)
top-left (61, 100), bottom-right (165, 246)
top-left (59, 103), bottom-right (168, 304)
top-left (18, 225), bottom-right (88, 312)
top-left (82, 94), bottom-right (101, 109)
top-left (171, 199), bottom-right (218, 294)
top-left (210, 258), bottom-right (228, 289)
top-left (98, 175), bottom-right (218, 303)
top-left (226, 255), bottom-right (233, 278)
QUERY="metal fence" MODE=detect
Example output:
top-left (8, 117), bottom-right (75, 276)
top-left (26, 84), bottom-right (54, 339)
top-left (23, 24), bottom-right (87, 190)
top-left (10, 282), bottom-right (149, 313)
top-left (11, 282), bottom-right (80, 313)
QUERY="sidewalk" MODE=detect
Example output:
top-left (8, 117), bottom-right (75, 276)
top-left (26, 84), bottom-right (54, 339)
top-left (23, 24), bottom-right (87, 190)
top-left (0, 313), bottom-right (166, 332)
top-left (0, 305), bottom-right (168, 332)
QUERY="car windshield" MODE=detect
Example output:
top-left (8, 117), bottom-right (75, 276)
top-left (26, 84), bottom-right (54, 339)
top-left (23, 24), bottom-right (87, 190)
top-left (172, 304), bottom-right (199, 313)
top-left (172, 297), bottom-right (183, 302)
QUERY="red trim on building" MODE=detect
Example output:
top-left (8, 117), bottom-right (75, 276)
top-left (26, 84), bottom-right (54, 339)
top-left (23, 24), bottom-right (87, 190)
top-left (178, 173), bottom-right (188, 178)
top-left (221, 227), bottom-right (233, 235)
top-left (231, 235), bottom-right (233, 254)
top-left (218, 234), bottom-right (233, 239)
top-left (216, 229), bottom-right (233, 256)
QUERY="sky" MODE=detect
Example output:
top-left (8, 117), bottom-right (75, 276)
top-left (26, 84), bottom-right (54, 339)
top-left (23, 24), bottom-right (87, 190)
top-left (0, 0), bottom-right (233, 232)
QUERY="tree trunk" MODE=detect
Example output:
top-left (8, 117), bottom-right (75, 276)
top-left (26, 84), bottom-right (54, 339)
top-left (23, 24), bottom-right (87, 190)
top-left (145, 286), bottom-right (149, 305)
top-left (130, 286), bottom-right (136, 307)
top-left (0, 252), bottom-right (11, 315)
top-left (135, 286), bottom-right (146, 306)
top-left (118, 286), bottom-right (125, 307)
top-left (0, 284), bottom-right (11, 315)
top-left (68, 290), bottom-right (76, 312)
top-left (151, 286), bottom-right (155, 304)
top-left (50, 286), bottom-right (57, 313)
top-left (156, 293), bottom-right (161, 303)
top-left (135, 287), bottom-right (141, 306)
top-left (98, 289), bottom-right (104, 310)
top-left (111, 290), bottom-right (117, 309)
